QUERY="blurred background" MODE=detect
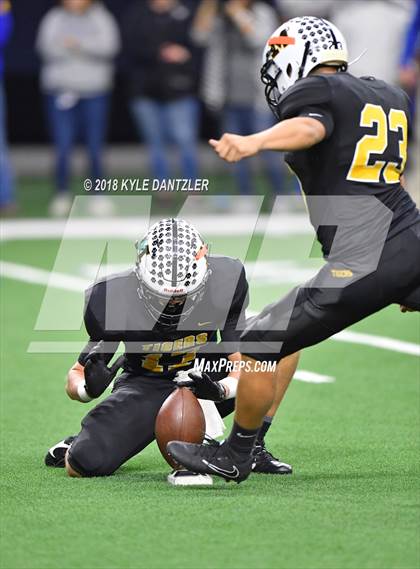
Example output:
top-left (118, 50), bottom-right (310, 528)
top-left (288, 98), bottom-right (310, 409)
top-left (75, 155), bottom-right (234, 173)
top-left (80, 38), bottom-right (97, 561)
top-left (1, 10), bottom-right (419, 564)
top-left (0, 0), bottom-right (419, 217)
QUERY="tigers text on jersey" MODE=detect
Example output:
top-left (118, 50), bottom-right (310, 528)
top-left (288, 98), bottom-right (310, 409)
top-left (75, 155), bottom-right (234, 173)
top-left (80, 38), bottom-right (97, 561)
top-left (77, 256), bottom-right (248, 378)
top-left (278, 72), bottom-right (418, 257)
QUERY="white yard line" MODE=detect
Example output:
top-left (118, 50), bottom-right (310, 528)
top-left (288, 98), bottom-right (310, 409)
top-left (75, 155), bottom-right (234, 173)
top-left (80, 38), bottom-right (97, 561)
top-left (331, 330), bottom-right (420, 357)
top-left (0, 261), bottom-right (89, 292)
top-left (2, 261), bottom-right (419, 357)
top-left (293, 371), bottom-right (335, 383)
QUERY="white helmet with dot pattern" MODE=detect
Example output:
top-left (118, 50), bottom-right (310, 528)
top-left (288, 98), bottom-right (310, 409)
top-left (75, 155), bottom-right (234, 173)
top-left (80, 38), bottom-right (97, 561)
top-left (135, 218), bottom-right (210, 326)
top-left (261, 16), bottom-right (348, 118)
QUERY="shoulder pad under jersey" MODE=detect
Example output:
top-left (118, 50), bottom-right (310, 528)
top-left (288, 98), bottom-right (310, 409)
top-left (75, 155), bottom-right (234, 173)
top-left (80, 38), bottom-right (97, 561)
top-left (279, 75), bottom-right (333, 120)
top-left (207, 256), bottom-right (247, 301)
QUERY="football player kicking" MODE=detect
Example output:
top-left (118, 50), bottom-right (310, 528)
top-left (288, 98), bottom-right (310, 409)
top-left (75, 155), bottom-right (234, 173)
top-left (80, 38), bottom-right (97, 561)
top-left (45, 218), bottom-right (299, 481)
top-left (167, 16), bottom-right (420, 482)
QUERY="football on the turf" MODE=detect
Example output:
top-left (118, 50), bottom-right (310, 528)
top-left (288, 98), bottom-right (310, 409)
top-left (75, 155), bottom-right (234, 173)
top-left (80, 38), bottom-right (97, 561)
top-left (155, 387), bottom-right (205, 469)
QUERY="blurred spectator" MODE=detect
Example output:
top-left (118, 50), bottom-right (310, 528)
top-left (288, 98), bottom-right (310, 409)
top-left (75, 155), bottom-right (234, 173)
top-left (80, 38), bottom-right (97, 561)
top-left (122, 0), bottom-right (199, 182)
top-left (275, 0), bottom-right (333, 19)
top-left (400, 0), bottom-right (420, 205)
top-left (399, 0), bottom-right (420, 94)
top-left (193, 0), bottom-right (286, 206)
top-left (330, 0), bottom-right (413, 85)
top-left (0, 0), bottom-right (15, 214)
top-left (36, 0), bottom-right (120, 217)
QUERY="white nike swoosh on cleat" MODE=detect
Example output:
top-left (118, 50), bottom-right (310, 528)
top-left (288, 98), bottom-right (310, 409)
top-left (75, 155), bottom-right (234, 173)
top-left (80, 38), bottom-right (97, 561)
top-left (48, 440), bottom-right (71, 457)
top-left (202, 460), bottom-right (240, 478)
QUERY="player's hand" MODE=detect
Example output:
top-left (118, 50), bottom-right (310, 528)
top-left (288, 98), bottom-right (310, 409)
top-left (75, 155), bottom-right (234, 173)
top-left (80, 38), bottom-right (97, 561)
top-left (209, 133), bottom-right (261, 163)
top-left (174, 370), bottom-right (226, 401)
top-left (83, 341), bottom-right (125, 399)
top-left (160, 43), bottom-right (191, 64)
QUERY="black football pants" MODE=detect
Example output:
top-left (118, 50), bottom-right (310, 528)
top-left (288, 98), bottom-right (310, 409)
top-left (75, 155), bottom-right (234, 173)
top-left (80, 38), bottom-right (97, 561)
top-left (67, 374), bottom-right (234, 477)
top-left (242, 222), bottom-right (420, 363)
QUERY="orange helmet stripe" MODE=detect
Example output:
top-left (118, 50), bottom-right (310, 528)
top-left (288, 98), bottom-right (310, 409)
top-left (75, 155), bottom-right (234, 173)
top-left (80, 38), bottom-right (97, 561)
top-left (268, 36), bottom-right (295, 46)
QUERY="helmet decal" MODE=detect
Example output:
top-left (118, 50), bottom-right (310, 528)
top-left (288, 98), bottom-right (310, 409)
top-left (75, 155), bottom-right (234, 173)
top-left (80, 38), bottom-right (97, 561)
top-left (136, 237), bottom-right (149, 260)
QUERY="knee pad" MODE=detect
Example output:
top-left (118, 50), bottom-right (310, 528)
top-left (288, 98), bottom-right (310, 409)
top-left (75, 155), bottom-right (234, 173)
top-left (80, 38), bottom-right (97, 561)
top-left (67, 440), bottom-right (115, 477)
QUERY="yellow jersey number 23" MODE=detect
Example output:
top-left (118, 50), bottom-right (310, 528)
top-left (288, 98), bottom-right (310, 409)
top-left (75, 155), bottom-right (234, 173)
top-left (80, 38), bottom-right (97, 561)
top-left (347, 104), bottom-right (408, 184)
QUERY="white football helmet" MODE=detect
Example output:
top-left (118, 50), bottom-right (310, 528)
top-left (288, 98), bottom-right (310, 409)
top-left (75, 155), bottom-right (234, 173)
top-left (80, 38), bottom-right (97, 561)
top-left (135, 218), bottom-right (210, 326)
top-left (261, 16), bottom-right (348, 118)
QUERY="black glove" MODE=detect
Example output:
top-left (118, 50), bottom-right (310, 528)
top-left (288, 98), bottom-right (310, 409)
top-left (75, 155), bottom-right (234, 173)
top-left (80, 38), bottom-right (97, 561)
top-left (175, 370), bottom-right (226, 402)
top-left (83, 341), bottom-right (125, 399)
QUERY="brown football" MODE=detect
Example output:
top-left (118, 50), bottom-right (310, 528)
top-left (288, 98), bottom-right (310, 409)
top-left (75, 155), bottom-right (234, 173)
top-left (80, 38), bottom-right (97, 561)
top-left (155, 387), bottom-right (205, 469)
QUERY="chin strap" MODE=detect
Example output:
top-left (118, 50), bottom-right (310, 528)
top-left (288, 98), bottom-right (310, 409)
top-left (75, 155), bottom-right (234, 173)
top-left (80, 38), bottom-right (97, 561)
top-left (348, 48), bottom-right (368, 67)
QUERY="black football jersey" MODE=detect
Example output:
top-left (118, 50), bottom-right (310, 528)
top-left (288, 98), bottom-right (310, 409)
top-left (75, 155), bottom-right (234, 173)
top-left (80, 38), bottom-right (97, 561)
top-left (77, 256), bottom-right (248, 379)
top-left (278, 72), bottom-right (419, 257)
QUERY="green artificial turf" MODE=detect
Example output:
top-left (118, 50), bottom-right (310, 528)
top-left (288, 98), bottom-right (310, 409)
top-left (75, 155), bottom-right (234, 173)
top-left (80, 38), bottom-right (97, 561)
top-left (1, 223), bottom-right (419, 569)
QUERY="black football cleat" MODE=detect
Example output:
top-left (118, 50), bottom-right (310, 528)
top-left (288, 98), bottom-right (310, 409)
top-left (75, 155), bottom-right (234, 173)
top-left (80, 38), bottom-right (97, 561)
top-left (166, 440), bottom-right (253, 484)
top-left (44, 435), bottom-right (77, 468)
top-left (252, 442), bottom-right (292, 474)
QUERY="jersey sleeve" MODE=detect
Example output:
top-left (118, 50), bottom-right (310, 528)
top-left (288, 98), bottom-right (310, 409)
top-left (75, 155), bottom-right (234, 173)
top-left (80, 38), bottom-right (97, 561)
top-left (278, 75), bottom-right (335, 138)
top-left (219, 266), bottom-right (249, 354)
top-left (77, 286), bottom-right (119, 366)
